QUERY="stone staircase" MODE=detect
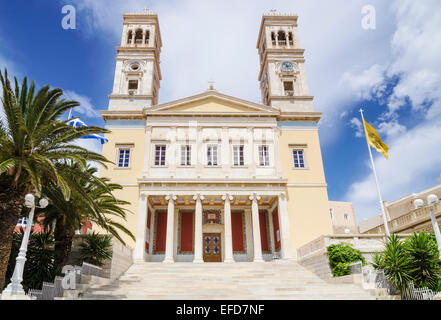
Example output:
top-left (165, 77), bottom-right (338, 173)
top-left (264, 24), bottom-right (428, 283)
top-left (81, 261), bottom-right (377, 300)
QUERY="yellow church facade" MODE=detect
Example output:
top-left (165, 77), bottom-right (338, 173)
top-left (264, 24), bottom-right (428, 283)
top-left (98, 11), bottom-right (333, 263)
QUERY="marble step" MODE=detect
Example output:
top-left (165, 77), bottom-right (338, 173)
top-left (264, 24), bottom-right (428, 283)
top-left (81, 261), bottom-right (376, 300)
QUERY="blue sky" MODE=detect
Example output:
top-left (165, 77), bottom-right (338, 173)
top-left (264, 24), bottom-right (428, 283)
top-left (1, 0), bottom-right (441, 223)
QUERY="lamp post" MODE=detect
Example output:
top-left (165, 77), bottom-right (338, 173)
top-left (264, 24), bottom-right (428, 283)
top-left (413, 194), bottom-right (441, 259)
top-left (1, 194), bottom-right (48, 299)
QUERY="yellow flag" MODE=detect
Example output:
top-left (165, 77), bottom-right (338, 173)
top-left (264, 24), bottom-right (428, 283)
top-left (363, 119), bottom-right (389, 159)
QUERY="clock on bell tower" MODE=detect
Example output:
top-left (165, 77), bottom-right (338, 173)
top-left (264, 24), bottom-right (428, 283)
top-left (108, 11), bottom-right (162, 111)
top-left (256, 12), bottom-right (314, 112)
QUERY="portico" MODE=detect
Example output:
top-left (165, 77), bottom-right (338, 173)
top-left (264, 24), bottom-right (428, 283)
top-left (134, 180), bottom-right (292, 263)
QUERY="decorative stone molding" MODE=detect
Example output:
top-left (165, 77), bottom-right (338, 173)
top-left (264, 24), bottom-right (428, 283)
top-left (249, 193), bottom-right (261, 201)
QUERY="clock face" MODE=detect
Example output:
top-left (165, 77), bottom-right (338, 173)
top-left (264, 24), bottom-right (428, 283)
top-left (281, 61), bottom-right (294, 72)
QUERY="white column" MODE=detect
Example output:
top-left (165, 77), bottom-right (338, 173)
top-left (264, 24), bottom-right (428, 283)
top-left (278, 192), bottom-right (292, 260)
top-left (268, 207), bottom-right (276, 254)
top-left (250, 193), bottom-right (264, 262)
top-left (163, 194), bottom-right (176, 263)
top-left (222, 194), bottom-right (234, 263)
top-left (193, 193), bottom-right (204, 263)
top-left (134, 193), bottom-right (148, 262)
top-left (130, 30), bottom-right (135, 46)
top-left (142, 30), bottom-right (146, 46)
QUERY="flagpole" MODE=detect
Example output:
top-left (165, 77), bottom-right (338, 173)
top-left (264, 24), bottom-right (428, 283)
top-left (67, 108), bottom-right (73, 120)
top-left (359, 108), bottom-right (391, 237)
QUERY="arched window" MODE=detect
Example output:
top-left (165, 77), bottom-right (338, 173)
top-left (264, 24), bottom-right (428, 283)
top-left (278, 30), bottom-right (286, 45)
top-left (145, 30), bottom-right (150, 44)
top-left (134, 29), bottom-right (143, 44)
top-left (127, 30), bottom-right (133, 44)
top-left (271, 32), bottom-right (276, 45)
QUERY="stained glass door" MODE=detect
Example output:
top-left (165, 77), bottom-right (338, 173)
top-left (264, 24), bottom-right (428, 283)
top-left (203, 233), bottom-right (222, 262)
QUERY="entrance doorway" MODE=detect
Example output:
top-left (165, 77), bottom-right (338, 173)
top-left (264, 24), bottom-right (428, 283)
top-left (203, 233), bottom-right (222, 262)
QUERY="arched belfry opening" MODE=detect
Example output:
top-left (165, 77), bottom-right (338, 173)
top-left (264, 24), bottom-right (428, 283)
top-left (277, 30), bottom-right (286, 45)
top-left (135, 29), bottom-right (143, 44)
top-left (127, 30), bottom-right (133, 44)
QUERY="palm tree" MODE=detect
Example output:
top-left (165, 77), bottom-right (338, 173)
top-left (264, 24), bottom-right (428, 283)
top-left (41, 164), bottom-right (135, 268)
top-left (0, 69), bottom-right (109, 289)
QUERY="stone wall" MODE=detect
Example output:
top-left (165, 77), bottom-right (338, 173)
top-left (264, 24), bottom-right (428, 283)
top-left (102, 237), bottom-right (133, 281)
top-left (68, 235), bottom-right (133, 281)
top-left (296, 234), bottom-right (410, 279)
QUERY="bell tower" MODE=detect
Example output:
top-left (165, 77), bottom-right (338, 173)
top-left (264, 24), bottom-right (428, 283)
top-left (108, 11), bottom-right (162, 111)
top-left (257, 12), bottom-right (314, 112)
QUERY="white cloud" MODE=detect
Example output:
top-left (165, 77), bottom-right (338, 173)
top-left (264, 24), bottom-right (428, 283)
top-left (377, 120), bottom-right (406, 138)
top-left (385, 0), bottom-right (441, 119)
top-left (349, 117), bottom-right (363, 137)
top-left (339, 64), bottom-right (387, 101)
top-left (63, 90), bottom-right (100, 118)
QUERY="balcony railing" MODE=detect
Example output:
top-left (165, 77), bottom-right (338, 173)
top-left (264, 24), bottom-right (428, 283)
top-left (365, 203), bottom-right (441, 234)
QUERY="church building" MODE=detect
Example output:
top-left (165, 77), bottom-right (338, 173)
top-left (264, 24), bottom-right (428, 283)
top-left (99, 11), bottom-right (333, 263)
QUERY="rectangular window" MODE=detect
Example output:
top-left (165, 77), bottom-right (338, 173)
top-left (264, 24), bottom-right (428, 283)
top-left (292, 149), bottom-right (305, 168)
top-left (284, 81), bottom-right (294, 95)
top-left (207, 145), bottom-right (218, 166)
top-left (128, 80), bottom-right (138, 90)
top-left (180, 145), bottom-right (191, 166)
top-left (118, 148), bottom-right (130, 168)
top-left (232, 145), bottom-right (244, 166)
top-left (154, 145), bottom-right (166, 166)
top-left (258, 145), bottom-right (269, 166)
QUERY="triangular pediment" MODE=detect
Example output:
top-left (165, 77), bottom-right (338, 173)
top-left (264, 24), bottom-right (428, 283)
top-left (146, 90), bottom-right (279, 115)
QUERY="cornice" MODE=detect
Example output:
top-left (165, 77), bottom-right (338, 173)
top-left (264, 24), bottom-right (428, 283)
top-left (149, 89), bottom-right (279, 114)
top-left (277, 111), bottom-right (322, 122)
top-left (108, 94), bottom-right (153, 99)
top-left (138, 178), bottom-right (288, 185)
top-left (101, 110), bottom-right (144, 121)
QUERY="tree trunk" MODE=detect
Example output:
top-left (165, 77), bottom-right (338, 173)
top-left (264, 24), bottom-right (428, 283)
top-left (54, 216), bottom-right (75, 269)
top-left (0, 177), bottom-right (26, 290)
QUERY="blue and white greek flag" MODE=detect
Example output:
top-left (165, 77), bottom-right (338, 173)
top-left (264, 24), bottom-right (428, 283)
top-left (67, 118), bottom-right (109, 144)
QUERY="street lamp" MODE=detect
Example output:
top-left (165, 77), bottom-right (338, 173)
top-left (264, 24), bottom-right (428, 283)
top-left (413, 194), bottom-right (441, 259)
top-left (1, 194), bottom-right (48, 299)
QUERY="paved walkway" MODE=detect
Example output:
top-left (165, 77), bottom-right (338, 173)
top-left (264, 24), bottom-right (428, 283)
top-left (82, 261), bottom-right (375, 300)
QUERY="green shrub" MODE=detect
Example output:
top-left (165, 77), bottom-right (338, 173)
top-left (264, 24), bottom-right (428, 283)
top-left (79, 232), bottom-right (113, 267)
top-left (5, 230), bottom-right (56, 291)
top-left (372, 251), bottom-right (385, 270)
top-left (326, 243), bottom-right (366, 277)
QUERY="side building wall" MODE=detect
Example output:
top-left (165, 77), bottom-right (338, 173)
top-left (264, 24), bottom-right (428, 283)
top-left (98, 125), bottom-right (147, 248)
top-left (278, 124), bottom-right (333, 254)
